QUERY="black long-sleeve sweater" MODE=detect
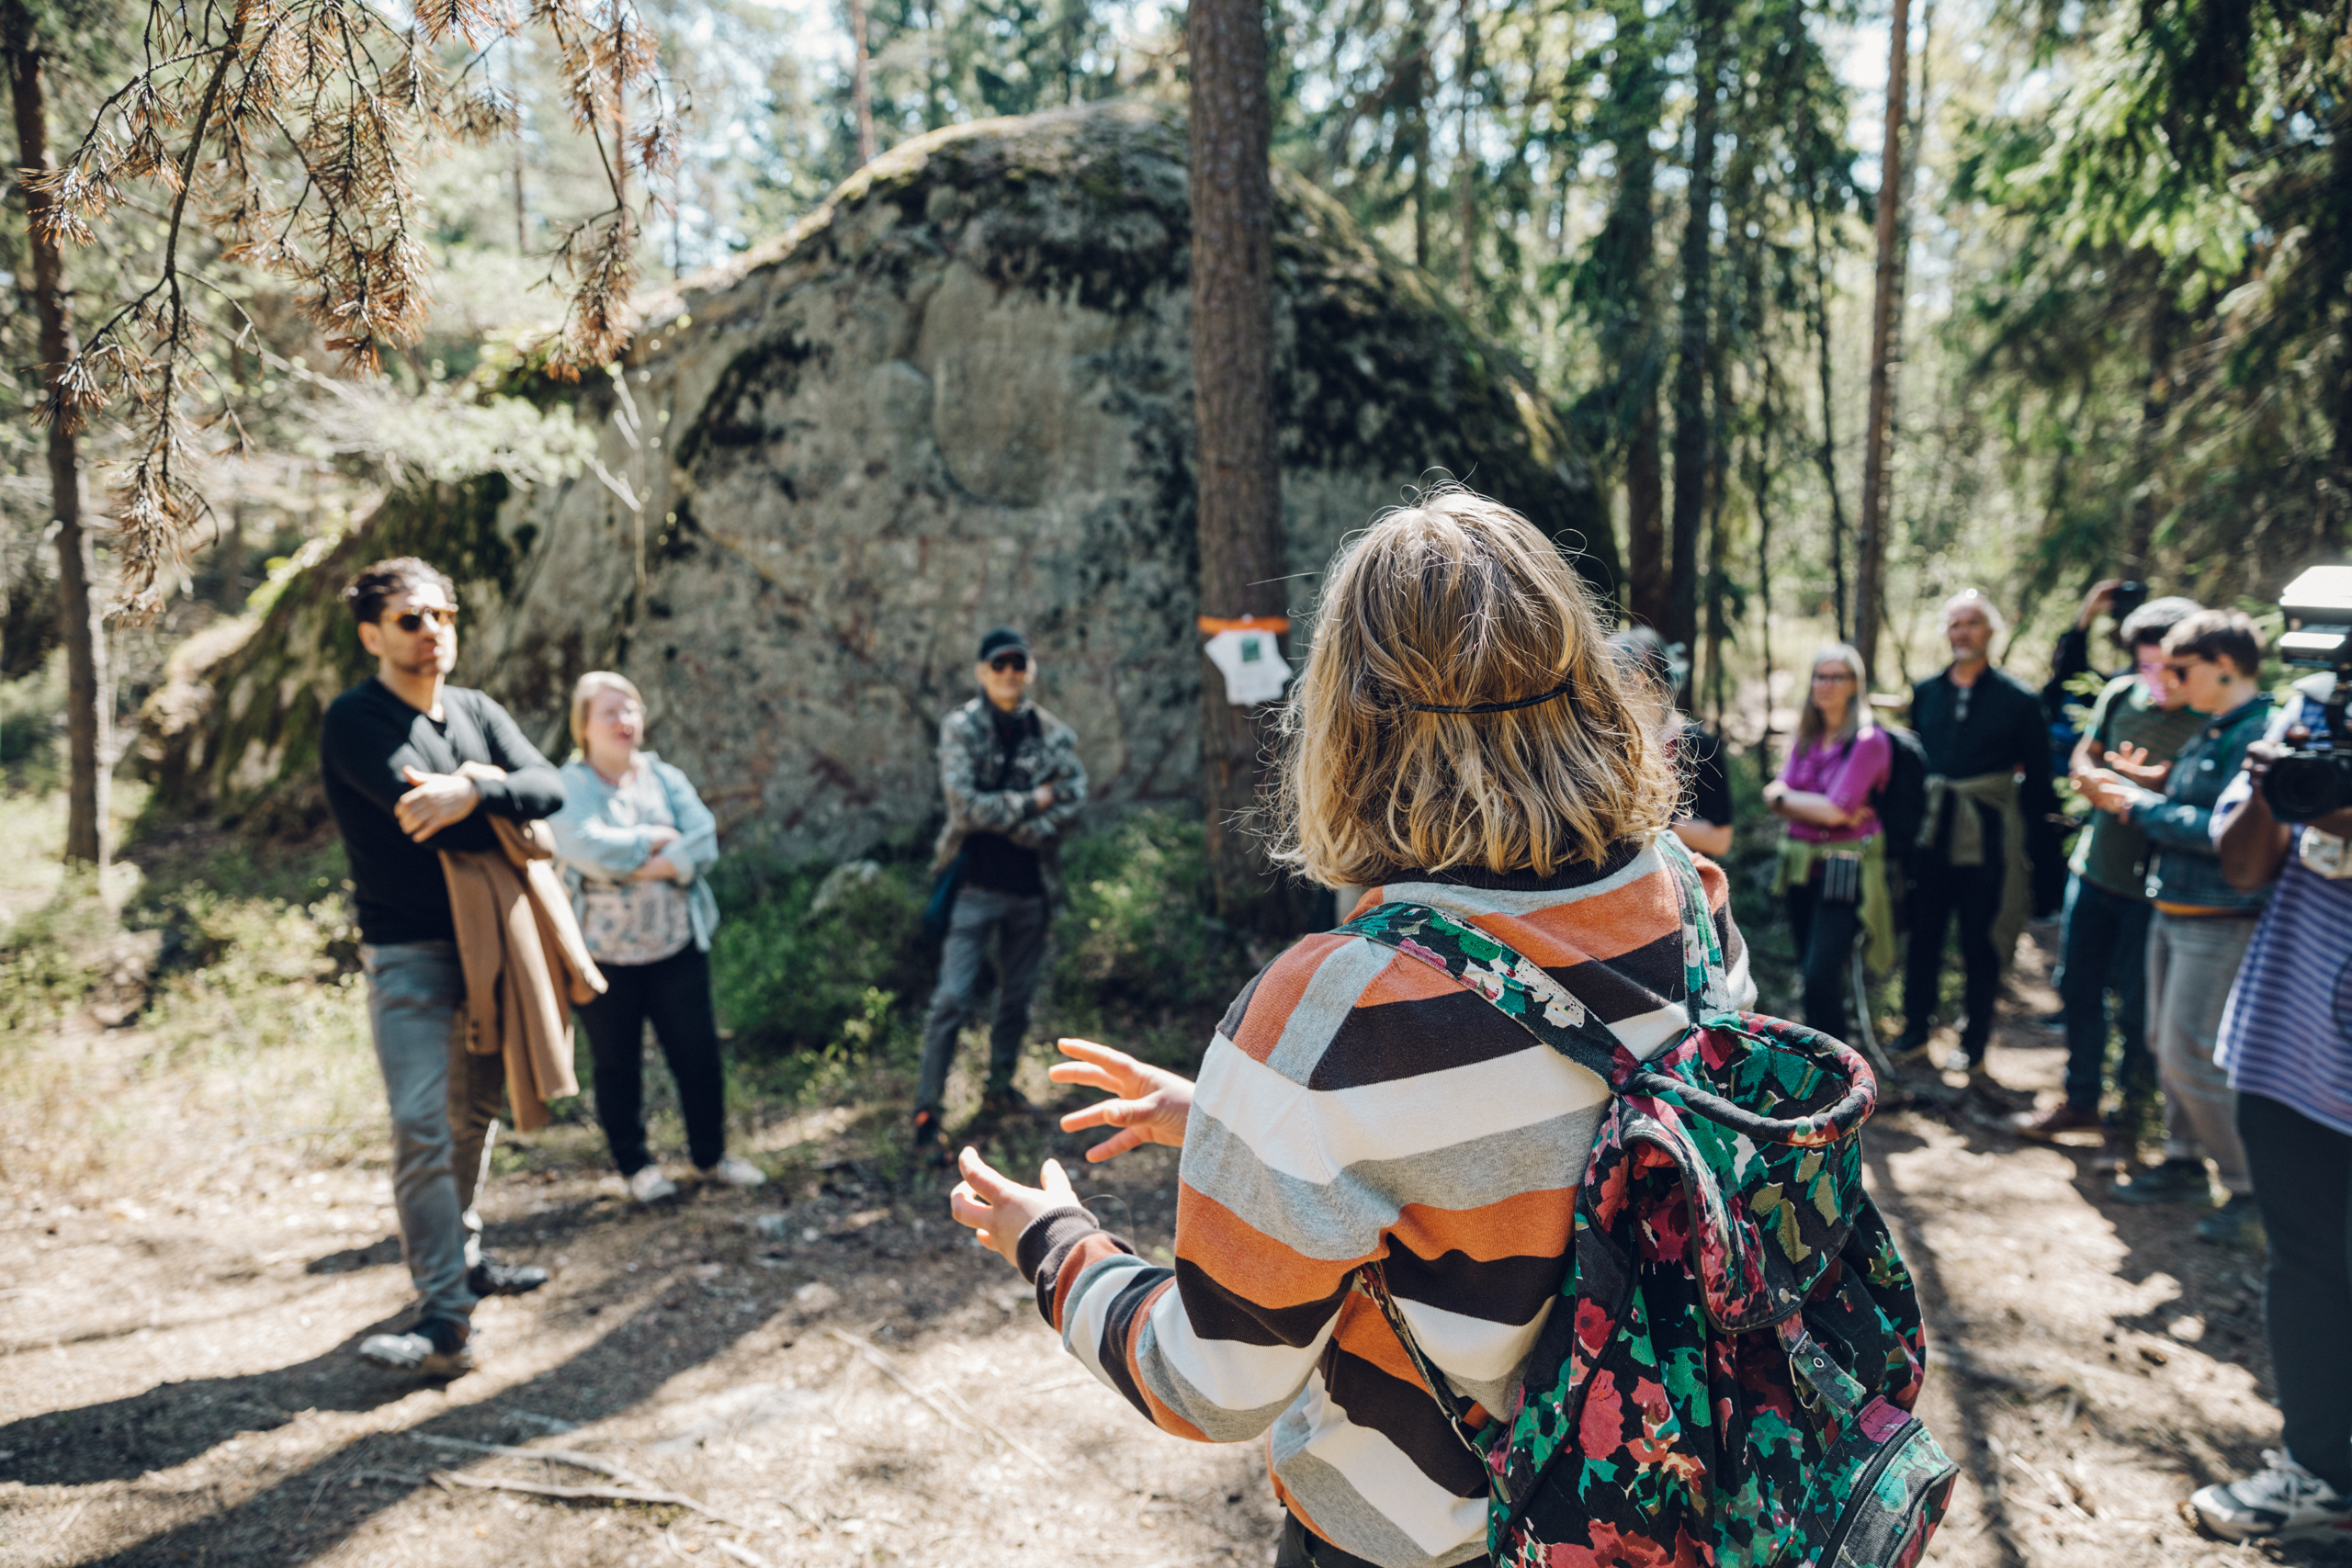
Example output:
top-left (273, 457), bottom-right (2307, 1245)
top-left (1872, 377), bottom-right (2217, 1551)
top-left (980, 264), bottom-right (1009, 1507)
top-left (320, 679), bottom-right (565, 945)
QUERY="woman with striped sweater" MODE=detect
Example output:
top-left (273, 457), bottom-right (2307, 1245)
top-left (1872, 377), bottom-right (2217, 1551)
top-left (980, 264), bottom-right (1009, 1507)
top-left (950, 489), bottom-right (1754, 1568)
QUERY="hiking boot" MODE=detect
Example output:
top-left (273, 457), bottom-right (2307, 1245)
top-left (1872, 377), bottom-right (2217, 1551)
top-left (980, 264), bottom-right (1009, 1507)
top-left (2115, 1157), bottom-right (2211, 1206)
top-left (2196, 1194), bottom-right (2266, 1247)
top-left (467, 1257), bottom-right (548, 1297)
top-left (910, 1108), bottom-right (951, 1168)
top-left (358, 1316), bottom-right (476, 1378)
top-left (1889, 1028), bottom-right (1937, 1065)
top-left (628, 1166), bottom-right (680, 1203)
top-left (698, 1153), bottom-right (767, 1190)
top-left (978, 1084), bottom-right (1035, 1119)
top-left (2191, 1450), bottom-right (2352, 1541)
top-left (2011, 1102), bottom-right (2101, 1141)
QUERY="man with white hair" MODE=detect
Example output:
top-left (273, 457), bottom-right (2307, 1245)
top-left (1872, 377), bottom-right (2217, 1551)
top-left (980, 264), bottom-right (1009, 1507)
top-left (1897, 589), bottom-right (2064, 1071)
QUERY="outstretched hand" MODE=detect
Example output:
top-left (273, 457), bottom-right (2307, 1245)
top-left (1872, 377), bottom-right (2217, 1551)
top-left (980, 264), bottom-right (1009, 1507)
top-left (2102, 742), bottom-right (2170, 787)
top-left (1049, 1038), bottom-right (1193, 1163)
top-left (950, 1148), bottom-right (1079, 1268)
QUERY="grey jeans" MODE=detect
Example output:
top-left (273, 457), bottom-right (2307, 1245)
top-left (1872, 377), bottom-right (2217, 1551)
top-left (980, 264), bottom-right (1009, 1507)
top-left (917, 886), bottom-right (1050, 1112)
top-left (2146, 912), bottom-right (2259, 1197)
top-left (362, 941), bottom-right (507, 1322)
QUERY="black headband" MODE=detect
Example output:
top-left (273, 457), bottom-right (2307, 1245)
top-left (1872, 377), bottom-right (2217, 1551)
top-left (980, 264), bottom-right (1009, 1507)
top-left (1401, 680), bottom-right (1577, 716)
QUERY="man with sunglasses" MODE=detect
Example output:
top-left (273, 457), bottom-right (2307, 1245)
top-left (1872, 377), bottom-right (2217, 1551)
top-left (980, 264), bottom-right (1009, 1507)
top-left (914, 627), bottom-right (1088, 1161)
top-left (2012, 596), bottom-right (2202, 1167)
top-left (321, 558), bottom-right (567, 1377)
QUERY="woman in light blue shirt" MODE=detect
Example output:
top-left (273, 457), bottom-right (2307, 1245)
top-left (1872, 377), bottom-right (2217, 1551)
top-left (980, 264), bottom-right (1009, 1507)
top-left (551, 672), bottom-right (762, 1201)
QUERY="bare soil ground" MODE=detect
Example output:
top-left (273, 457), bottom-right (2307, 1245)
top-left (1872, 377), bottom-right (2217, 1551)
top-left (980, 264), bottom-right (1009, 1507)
top-left (6, 928), bottom-right (2351, 1568)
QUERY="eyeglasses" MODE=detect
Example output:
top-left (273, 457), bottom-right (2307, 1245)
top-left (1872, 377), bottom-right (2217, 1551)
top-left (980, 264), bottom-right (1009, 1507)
top-left (1811, 670), bottom-right (1857, 684)
top-left (989, 652), bottom-right (1029, 673)
top-left (388, 605), bottom-right (459, 633)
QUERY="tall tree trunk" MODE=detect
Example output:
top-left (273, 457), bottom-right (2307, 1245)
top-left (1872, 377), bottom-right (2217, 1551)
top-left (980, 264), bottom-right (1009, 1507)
top-left (1806, 185), bottom-right (1850, 643)
top-left (1409, 0), bottom-right (1431, 272)
top-left (2123, 279), bottom-right (2177, 570)
top-left (850, 0), bottom-right (876, 165)
top-left (7, 0), bottom-right (108, 867)
top-left (1627, 393), bottom-right (1667, 626)
top-left (1753, 360), bottom-right (1780, 784)
top-left (1189, 0), bottom-right (1288, 925)
top-left (1666, 0), bottom-right (1721, 654)
top-left (1854, 0), bottom-right (1910, 680)
top-left (1455, 0), bottom-right (1476, 309)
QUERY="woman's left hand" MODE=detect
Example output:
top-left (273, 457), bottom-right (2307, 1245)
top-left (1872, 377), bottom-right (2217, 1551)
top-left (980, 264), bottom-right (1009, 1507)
top-left (950, 1148), bottom-right (1080, 1269)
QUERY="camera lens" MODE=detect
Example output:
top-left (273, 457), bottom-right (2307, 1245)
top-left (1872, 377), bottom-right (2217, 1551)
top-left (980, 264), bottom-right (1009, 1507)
top-left (2264, 753), bottom-right (2352, 823)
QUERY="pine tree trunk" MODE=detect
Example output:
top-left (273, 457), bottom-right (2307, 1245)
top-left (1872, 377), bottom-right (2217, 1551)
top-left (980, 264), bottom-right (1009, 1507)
top-left (850, 0), bottom-right (875, 165)
top-left (1627, 392), bottom-right (1667, 627)
top-left (1807, 186), bottom-right (1851, 644)
top-left (1666, 0), bottom-right (1720, 654)
top-left (1855, 0), bottom-right (1909, 681)
top-left (6, 0), bottom-right (108, 867)
top-left (1189, 0), bottom-right (1288, 926)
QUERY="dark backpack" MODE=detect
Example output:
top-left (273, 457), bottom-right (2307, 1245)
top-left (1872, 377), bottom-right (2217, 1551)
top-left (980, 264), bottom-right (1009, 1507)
top-left (1338, 835), bottom-right (1956, 1568)
top-left (1872, 725), bottom-right (1931, 853)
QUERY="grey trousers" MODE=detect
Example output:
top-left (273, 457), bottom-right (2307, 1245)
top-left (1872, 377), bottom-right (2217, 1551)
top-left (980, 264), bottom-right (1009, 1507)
top-left (362, 941), bottom-right (506, 1322)
top-left (917, 886), bottom-right (1051, 1112)
top-left (2146, 912), bottom-right (2259, 1197)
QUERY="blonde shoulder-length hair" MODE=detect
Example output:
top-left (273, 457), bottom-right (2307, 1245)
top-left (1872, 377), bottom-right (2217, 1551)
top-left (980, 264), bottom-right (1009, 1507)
top-left (1793, 643), bottom-right (1872, 752)
top-left (1272, 488), bottom-right (1677, 885)
top-left (569, 670), bottom-right (644, 749)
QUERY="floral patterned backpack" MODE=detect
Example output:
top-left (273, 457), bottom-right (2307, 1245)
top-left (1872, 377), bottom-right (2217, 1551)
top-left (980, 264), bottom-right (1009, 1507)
top-left (1338, 834), bottom-right (1957, 1568)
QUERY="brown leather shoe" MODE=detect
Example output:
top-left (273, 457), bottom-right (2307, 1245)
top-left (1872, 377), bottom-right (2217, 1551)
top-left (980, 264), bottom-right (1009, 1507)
top-left (2009, 1102), bottom-right (2102, 1141)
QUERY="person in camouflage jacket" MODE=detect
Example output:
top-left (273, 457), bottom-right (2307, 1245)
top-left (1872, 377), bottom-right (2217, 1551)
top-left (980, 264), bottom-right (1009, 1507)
top-left (915, 627), bottom-right (1087, 1157)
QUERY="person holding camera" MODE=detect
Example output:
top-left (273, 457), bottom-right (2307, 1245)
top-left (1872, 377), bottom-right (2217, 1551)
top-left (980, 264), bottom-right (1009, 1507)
top-left (1764, 643), bottom-right (1894, 1043)
top-left (2188, 662), bottom-right (2352, 1540)
top-left (2012, 597), bottom-right (2203, 1165)
top-left (945, 491), bottom-right (1752, 1568)
top-left (2075, 610), bottom-right (2272, 1239)
top-left (912, 627), bottom-right (1088, 1161)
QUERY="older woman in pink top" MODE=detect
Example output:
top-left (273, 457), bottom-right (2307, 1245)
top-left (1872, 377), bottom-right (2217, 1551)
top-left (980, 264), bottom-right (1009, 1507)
top-left (1765, 643), bottom-right (1894, 1040)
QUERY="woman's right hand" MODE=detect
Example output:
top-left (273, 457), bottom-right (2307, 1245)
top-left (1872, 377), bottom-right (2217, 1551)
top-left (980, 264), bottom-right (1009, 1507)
top-left (1050, 1038), bottom-right (1193, 1163)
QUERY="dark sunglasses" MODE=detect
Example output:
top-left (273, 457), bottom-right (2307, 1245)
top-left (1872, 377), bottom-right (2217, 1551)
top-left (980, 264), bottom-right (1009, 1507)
top-left (388, 605), bottom-right (459, 632)
top-left (989, 651), bottom-right (1028, 673)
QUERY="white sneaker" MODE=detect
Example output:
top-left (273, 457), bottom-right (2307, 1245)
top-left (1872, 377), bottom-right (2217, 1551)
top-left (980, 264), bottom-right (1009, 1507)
top-left (699, 1153), bottom-right (766, 1189)
top-left (358, 1320), bottom-right (477, 1378)
top-left (628, 1166), bottom-right (679, 1203)
top-left (2192, 1450), bottom-right (2352, 1540)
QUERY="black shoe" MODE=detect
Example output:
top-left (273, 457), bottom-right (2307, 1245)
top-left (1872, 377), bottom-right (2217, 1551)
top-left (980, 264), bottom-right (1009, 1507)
top-left (1889, 1029), bottom-right (1937, 1065)
top-left (469, 1257), bottom-right (549, 1297)
top-left (2196, 1193), bottom-right (2265, 1247)
top-left (911, 1108), bottom-right (951, 1168)
top-left (978, 1084), bottom-right (1035, 1118)
top-left (2115, 1157), bottom-right (2212, 1206)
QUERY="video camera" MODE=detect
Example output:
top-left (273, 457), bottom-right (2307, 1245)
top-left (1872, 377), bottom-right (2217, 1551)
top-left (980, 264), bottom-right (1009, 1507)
top-left (2262, 564), bottom-right (2352, 822)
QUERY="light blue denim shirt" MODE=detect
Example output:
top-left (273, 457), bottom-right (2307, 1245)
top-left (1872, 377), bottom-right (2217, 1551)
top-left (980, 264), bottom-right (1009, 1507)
top-left (549, 752), bottom-right (720, 952)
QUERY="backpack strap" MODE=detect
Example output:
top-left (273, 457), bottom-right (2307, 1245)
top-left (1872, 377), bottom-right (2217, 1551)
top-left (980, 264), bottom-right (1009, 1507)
top-left (1336, 834), bottom-right (1871, 1145)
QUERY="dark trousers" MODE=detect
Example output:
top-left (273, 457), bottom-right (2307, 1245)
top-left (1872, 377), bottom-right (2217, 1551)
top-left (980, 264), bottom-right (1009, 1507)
top-left (578, 945), bottom-right (727, 1175)
top-left (2240, 1092), bottom-right (2352, 1494)
top-left (917, 885), bottom-right (1051, 1111)
top-left (1903, 818), bottom-right (2007, 1058)
top-left (1784, 882), bottom-right (1861, 1043)
top-left (2055, 874), bottom-right (2156, 1113)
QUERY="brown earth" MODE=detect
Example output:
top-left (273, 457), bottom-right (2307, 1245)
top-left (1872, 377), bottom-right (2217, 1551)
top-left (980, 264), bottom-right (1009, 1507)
top-left (5, 927), bottom-right (2351, 1568)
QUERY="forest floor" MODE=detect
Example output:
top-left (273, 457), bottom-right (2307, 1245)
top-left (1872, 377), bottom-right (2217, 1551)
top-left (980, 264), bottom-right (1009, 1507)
top-left (6, 912), bottom-right (2352, 1568)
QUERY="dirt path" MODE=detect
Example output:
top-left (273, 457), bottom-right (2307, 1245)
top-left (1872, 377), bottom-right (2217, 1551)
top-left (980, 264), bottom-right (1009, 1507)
top-left (6, 948), bottom-right (2350, 1567)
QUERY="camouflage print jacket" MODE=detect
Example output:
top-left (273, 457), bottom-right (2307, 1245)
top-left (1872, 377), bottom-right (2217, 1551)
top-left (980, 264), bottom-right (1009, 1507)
top-left (930, 697), bottom-right (1088, 892)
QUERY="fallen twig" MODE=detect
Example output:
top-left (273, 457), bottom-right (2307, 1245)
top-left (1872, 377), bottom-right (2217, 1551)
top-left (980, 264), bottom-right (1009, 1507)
top-left (827, 1327), bottom-right (1052, 1473)
top-left (714, 1541), bottom-right (778, 1568)
top-left (430, 1468), bottom-right (757, 1529)
top-left (409, 1433), bottom-right (659, 1490)
top-left (2002, 1451), bottom-right (2094, 1521)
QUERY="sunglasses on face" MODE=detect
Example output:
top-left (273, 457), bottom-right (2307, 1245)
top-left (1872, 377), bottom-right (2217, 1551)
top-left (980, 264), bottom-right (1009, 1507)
top-left (989, 652), bottom-right (1028, 673)
top-left (387, 605), bottom-right (458, 633)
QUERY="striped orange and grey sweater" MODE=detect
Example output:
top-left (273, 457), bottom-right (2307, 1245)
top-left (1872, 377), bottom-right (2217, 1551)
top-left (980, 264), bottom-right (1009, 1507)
top-left (1016, 833), bottom-right (1756, 1568)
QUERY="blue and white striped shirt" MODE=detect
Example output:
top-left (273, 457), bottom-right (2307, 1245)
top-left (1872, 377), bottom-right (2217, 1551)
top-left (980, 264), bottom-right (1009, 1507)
top-left (2211, 674), bottom-right (2352, 1137)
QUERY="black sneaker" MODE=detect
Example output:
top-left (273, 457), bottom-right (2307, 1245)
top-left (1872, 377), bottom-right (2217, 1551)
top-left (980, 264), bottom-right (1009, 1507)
top-left (468, 1257), bottom-right (549, 1297)
top-left (359, 1315), bottom-right (476, 1377)
top-left (2115, 1157), bottom-right (2212, 1206)
top-left (1889, 1029), bottom-right (1937, 1065)
top-left (2196, 1193), bottom-right (2265, 1247)
top-left (978, 1084), bottom-right (1035, 1119)
top-left (910, 1108), bottom-right (951, 1168)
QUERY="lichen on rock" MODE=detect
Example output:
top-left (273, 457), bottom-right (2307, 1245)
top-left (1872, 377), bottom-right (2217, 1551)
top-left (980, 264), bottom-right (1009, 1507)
top-left (146, 100), bottom-right (1613, 863)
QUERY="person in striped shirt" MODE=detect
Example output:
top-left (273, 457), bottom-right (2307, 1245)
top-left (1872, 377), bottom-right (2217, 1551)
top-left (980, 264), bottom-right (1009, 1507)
top-left (2188, 675), bottom-right (2352, 1541)
top-left (948, 489), bottom-right (1755, 1568)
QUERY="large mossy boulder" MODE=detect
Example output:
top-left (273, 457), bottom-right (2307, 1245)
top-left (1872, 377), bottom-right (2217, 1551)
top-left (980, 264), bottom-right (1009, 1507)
top-left (149, 100), bottom-right (1612, 857)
